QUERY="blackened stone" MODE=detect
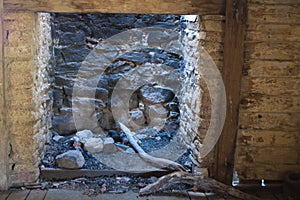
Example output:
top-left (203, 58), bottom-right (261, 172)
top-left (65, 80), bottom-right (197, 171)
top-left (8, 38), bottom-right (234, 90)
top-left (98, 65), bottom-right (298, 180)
top-left (52, 113), bottom-right (77, 136)
top-left (52, 90), bottom-right (63, 109)
top-left (95, 88), bottom-right (109, 103)
top-left (129, 92), bottom-right (139, 109)
top-left (55, 76), bottom-right (74, 87)
top-left (163, 58), bottom-right (181, 69)
top-left (59, 30), bottom-right (86, 45)
top-left (55, 45), bottom-right (90, 63)
top-left (139, 85), bottom-right (174, 104)
top-left (166, 102), bottom-right (180, 112)
top-left (96, 109), bottom-right (115, 130)
top-left (117, 52), bottom-right (152, 65)
top-left (108, 130), bottom-right (122, 143)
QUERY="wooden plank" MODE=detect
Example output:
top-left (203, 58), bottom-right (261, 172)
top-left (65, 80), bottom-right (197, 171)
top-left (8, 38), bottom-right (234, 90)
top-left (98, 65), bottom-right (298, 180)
top-left (235, 163), bottom-right (300, 180)
top-left (240, 95), bottom-right (300, 113)
top-left (0, 0), bottom-right (9, 191)
top-left (245, 43), bottom-right (300, 60)
top-left (213, 0), bottom-right (247, 185)
top-left (246, 28), bottom-right (300, 43)
top-left (241, 77), bottom-right (300, 96)
top-left (237, 130), bottom-right (298, 147)
top-left (248, 0), bottom-right (300, 4)
top-left (243, 60), bottom-right (299, 77)
top-left (0, 191), bottom-right (11, 199)
top-left (26, 190), bottom-right (48, 200)
top-left (239, 112), bottom-right (300, 131)
top-left (44, 189), bottom-right (91, 200)
top-left (40, 168), bottom-right (171, 181)
top-left (6, 190), bottom-right (30, 200)
top-left (247, 4), bottom-right (300, 24)
top-left (3, 0), bottom-right (225, 15)
top-left (235, 146), bottom-right (298, 165)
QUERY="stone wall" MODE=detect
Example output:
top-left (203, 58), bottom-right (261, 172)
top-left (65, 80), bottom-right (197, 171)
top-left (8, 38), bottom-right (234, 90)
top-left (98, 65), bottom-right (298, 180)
top-left (51, 13), bottom-right (183, 136)
top-left (178, 15), bottom-right (202, 154)
top-left (3, 12), bottom-right (52, 186)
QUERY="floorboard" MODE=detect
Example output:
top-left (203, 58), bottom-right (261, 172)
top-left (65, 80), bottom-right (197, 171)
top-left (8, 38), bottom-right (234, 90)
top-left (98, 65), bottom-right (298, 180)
top-left (26, 189), bottom-right (47, 200)
top-left (6, 190), bottom-right (30, 200)
top-left (188, 191), bottom-right (207, 200)
top-left (0, 191), bottom-right (11, 200)
top-left (44, 189), bottom-right (92, 200)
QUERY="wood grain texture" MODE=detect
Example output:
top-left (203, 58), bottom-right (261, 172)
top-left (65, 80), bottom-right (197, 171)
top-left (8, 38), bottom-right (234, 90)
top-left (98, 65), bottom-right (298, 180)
top-left (0, 0), bottom-right (9, 191)
top-left (241, 77), bottom-right (300, 96)
top-left (213, 0), bottom-right (247, 185)
top-left (237, 130), bottom-right (299, 146)
top-left (240, 95), bottom-right (300, 113)
top-left (247, 4), bottom-right (300, 24)
top-left (239, 112), bottom-right (300, 131)
top-left (235, 163), bottom-right (300, 180)
top-left (245, 43), bottom-right (300, 60)
top-left (3, 0), bottom-right (225, 15)
top-left (235, 146), bottom-right (299, 165)
top-left (243, 60), bottom-right (299, 77)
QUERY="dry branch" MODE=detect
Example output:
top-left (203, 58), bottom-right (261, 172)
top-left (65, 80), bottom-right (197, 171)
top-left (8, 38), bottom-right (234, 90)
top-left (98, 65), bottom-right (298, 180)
top-left (140, 171), bottom-right (262, 200)
top-left (119, 122), bottom-right (186, 171)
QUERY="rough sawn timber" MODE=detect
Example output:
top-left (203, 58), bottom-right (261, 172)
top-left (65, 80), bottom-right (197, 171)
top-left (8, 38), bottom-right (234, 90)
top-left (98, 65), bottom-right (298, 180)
top-left (3, 0), bottom-right (225, 15)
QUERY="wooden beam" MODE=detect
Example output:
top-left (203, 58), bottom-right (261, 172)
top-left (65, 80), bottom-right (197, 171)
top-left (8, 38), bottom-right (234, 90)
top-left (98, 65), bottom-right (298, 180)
top-left (0, 0), bottom-right (9, 191)
top-left (3, 0), bottom-right (225, 15)
top-left (213, 0), bottom-right (247, 184)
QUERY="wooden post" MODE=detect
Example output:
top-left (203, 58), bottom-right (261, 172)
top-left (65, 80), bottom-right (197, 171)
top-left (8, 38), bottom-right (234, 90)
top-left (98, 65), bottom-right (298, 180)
top-left (0, 0), bottom-right (9, 191)
top-left (213, 0), bottom-right (247, 184)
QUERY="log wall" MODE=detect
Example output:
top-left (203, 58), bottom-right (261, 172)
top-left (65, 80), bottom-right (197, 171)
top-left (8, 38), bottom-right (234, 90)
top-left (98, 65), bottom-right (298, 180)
top-left (234, 0), bottom-right (300, 181)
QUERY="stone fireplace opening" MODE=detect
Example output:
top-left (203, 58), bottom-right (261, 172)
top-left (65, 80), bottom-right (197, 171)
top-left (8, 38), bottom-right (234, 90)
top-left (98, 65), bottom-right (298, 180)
top-left (39, 13), bottom-right (205, 174)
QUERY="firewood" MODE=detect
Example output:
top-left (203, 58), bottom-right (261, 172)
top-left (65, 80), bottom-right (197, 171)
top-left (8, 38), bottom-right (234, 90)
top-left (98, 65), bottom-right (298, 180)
top-left (139, 171), bottom-right (262, 200)
top-left (119, 122), bottom-right (186, 171)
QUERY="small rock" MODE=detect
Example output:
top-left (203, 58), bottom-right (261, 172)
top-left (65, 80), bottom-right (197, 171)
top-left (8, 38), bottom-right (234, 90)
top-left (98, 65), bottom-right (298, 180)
top-left (102, 137), bottom-right (118, 153)
top-left (53, 135), bottom-right (64, 142)
top-left (129, 109), bottom-right (146, 126)
top-left (76, 130), bottom-right (94, 143)
top-left (52, 113), bottom-right (77, 136)
top-left (155, 132), bottom-right (172, 139)
top-left (125, 148), bottom-right (135, 154)
top-left (147, 104), bottom-right (169, 118)
top-left (169, 111), bottom-right (180, 118)
top-left (136, 134), bottom-right (148, 140)
top-left (84, 137), bottom-right (104, 153)
top-left (55, 150), bottom-right (85, 169)
top-left (155, 136), bottom-right (161, 141)
top-left (108, 130), bottom-right (122, 143)
top-left (96, 109), bottom-right (115, 130)
top-left (140, 85), bottom-right (174, 104)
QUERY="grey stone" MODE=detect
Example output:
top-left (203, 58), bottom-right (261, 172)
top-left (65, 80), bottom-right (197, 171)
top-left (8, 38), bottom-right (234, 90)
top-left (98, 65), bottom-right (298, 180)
top-left (129, 109), bottom-right (146, 126)
top-left (52, 113), bottom-right (77, 136)
top-left (95, 87), bottom-right (109, 103)
top-left (96, 109), bottom-right (115, 130)
top-left (55, 150), bottom-right (85, 169)
top-left (139, 85), bottom-right (174, 104)
top-left (125, 148), bottom-right (135, 154)
top-left (75, 130), bottom-right (94, 143)
top-left (84, 137), bottom-right (104, 153)
top-left (102, 137), bottom-right (118, 153)
top-left (147, 104), bottom-right (169, 118)
top-left (169, 111), bottom-right (180, 118)
top-left (53, 135), bottom-right (64, 142)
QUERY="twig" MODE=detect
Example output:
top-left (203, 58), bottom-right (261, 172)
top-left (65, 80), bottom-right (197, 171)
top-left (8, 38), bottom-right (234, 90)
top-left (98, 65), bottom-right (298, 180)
top-left (119, 122), bottom-right (186, 171)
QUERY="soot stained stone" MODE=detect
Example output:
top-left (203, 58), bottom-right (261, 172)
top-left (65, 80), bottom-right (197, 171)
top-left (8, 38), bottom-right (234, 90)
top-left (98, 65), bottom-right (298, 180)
top-left (139, 85), bottom-right (175, 104)
top-left (55, 150), bottom-right (85, 169)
